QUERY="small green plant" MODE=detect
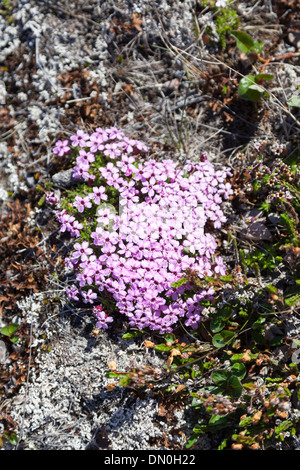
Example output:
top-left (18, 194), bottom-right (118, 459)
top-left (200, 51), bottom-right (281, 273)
top-left (231, 30), bottom-right (264, 55)
top-left (238, 73), bottom-right (274, 102)
top-left (0, 432), bottom-right (18, 448)
top-left (215, 8), bottom-right (240, 48)
top-left (0, 0), bottom-right (14, 24)
top-left (1, 323), bottom-right (19, 343)
top-left (231, 30), bottom-right (274, 102)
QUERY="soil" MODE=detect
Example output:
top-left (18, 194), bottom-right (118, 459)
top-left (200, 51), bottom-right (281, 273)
top-left (0, 0), bottom-right (300, 451)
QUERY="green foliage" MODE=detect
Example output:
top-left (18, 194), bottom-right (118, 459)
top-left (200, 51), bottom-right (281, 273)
top-left (244, 244), bottom-right (283, 273)
top-left (0, 0), bottom-right (14, 24)
top-left (1, 323), bottom-right (19, 343)
top-left (215, 8), bottom-right (240, 48)
top-left (212, 330), bottom-right (235, 348)
top-left (238, 73), bottom-right (274, 102)
top-left (231, 30), bottom-right (264, 55)
top-left (230, 30), bottom-right (274, 102)
top-left (0, 432), bottom-right (18, 448)
top-left (211, 364), bottom-right (245, 398)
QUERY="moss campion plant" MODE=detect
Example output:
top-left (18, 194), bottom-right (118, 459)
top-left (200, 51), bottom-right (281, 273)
top-left (49, 127), bottom-right (233, 334)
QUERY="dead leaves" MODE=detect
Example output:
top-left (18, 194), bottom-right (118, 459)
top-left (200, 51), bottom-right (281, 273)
top-left (57, 69), bottom-right (100, 121)
top-left (110, 13), bottom-right (144, 36)
top-left (144, 340), bottom-right (156, 348)
top-left (132, 13), bottom-right (144, 32)
top-left (0, 199), bottom-right (57, 316)
top-left (167, 348), bottom-right (182, 367)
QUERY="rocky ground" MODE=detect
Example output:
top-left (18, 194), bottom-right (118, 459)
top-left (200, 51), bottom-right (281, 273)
top-left (0, 0), bottom-right (300, 451)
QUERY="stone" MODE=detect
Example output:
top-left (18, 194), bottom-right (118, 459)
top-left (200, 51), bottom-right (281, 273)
top-left (52, 168), bottom-right (82, 188)
top-left (0, 340), bottom-right (7, 363)
top-left (241, 221), bottom-right (272, 241)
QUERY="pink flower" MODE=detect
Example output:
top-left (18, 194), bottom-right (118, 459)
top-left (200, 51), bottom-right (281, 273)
top-left (93, 305), bottom-right (114, 329)
top-left (89, 186), bottom-right (108, 205)
top-left (82, 289), bottom-right (98, 304)
top-left (66, 285), bottom-right (80, 301)
top-left (214, 256), bottom-right (226, 275)
top-left (73, 164), bottom-right (91, 181)
top-left (70, 129), bottom-right (89, 147)
top-left (53, 140), bottom-right (70, 156)
top-left (73, 241), bottom-right (93, 261)
top-left (46, 192), bottom-right (58, 204)
top-left (76, 149), bottom-right (95, 166)
top-left (73, 195), bottom-right (92, 213)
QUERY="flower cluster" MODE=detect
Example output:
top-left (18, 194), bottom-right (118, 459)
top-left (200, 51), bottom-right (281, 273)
top-left (51, 127), bottom-right (233, 334)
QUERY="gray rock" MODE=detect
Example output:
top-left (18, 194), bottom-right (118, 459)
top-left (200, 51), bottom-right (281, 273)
top-left (241, 221), bottom-right (272, 241)
top-left (0, 340), bottom-right (7, 364)
top-left (52, 168), bottom-right (82, 188)
top-left (268, 213), bottom-right (282, 226)
top-left (241, 209), bottom-right (273, 241)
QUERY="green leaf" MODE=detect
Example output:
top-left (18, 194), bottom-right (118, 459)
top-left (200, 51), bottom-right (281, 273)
top-left (243, 382), bottom-right (257, 391)
top-left (122, 331), bottom-right (144, 340)
top-left (212, 330), bottom-right (235, 348)
top-left (10, 336), bottom-right (19, 344)
top-left (185, 435), bottom-right (198, 449)
top-left (255, 73), bottom-right (274, 81)
top-left (238, 74), bottom-right (255, 97)
top-left (231, 362), bottom-right (246, 380)
top-left (38, 195), bottom-right (46, 206)
top-left (1, 323), bottom-right (19, 337)
top-left (265, 284), bottom-right (278, 294)
top-left (238, 74), bottom-right (270, 102)
top-left (252, 316), bottom-right (266, 330)
top-left (210, 316), bottom-right (225, 333)
top-left (245, 84), bottom-right (265, 102)
top-left (208, 414), bottom-right (229, 430)
top-left (218, 439), bottom-right (228, 450)
top-left (119, 374), bottom-right (132, 387)
top-left (274, 420), bottom-right (293, 436)
top-left (192, 423), bottom-right (208, 435)
top-left (231, 30), bottom-right (255, 53)
top-left (219, 275), bottom-right (235, 282)
top-left (239, 415), bottom-right (253, 427)
top-left (171, 276), bottom-right (187, 288)
top-left (251, 40), bottom-right (265, 54)
top-left (164, 333), bottom-right (176, 344)
top-left (8, 433), bottom-right (18, 445)
top-left (211, 369), bottom-right (231, 385)
top-left (288, 95), bottom-right (300, 108)
top-left (154, 344), bottom-right (173, 352)
top-left (226, 376), bottom-right (243, 398)
top-left (285, 293), bottom-right (300, 307)
top-left (231, 30), bottom-right (265, 55)
top-left (248, 83), bottom-right (265, 93)
top-left (1, 327), bottom-right (10, 337)
top-left (106, 371), bottom-right (119, 378)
